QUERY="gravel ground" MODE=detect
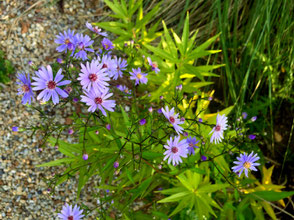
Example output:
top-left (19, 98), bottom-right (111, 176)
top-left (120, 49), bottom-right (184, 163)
top-left (0, 0), bottom-right (107, 219)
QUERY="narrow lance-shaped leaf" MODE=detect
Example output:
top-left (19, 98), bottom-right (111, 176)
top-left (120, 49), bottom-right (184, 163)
top-left (182, 12), bottom-right (189, 54)
top-left (249, 190), bottom-right (294, 202)
top-left (162, 20), bottom-right (177, 59)
top-left (158, 191), bottom-right (190, 203)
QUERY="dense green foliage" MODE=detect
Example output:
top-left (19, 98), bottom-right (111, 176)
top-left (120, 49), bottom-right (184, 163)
top-left (0, 50), bottom-right (13, 84)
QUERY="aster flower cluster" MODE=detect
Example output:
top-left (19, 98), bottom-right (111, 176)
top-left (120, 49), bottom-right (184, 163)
top-left (14, 18), bottom-right (267, 220)
top-left (163, 135), bottom-right (200, 166)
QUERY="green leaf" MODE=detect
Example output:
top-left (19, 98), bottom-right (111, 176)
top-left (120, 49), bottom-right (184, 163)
top-left (158, 191), bottom-right (190, 203)
top-left (197, 194), bottom-right (217, 217)
top-left (126, 168), bottom-right (135, 185)
top-left (120, 105), bottom-right (131, 127)
top-left (182, 64), bottom-right (204, 81)
top-left (135, 3), bottom-right (160, 29)
top-left (142, 151), bottom-right (162, 160)
top-left (182, 12), bottom-right (189, 53)
top-left (36, 158), bottom-right (76, 167)
top-left (102, 156), bottom-right (116, 172)
top-left (95, 22), bottom-right (130, 36)
top-left (250, 200), bottom-right (265, 220)
top-left (190, 167), bottom-right (206, 175)
top-left (177, 173), bottom-right (193, 191)
top-left (128, 0), bottom-right (142, 17)
top-left (183, 82), bottom-right (214, 93)
top-left (158, 187), bottom-right (186, 195)
top-left (130, 177), bottom-right (152, 201)
top-left (192, 33), bottom-right (221, 53)
top-left (194, 64), bottom-right (225, 72)
top-left (144, 44), bottom-right (178, 63)
top-left (187, 50), bottom-right (222, 60)
top-left (169, 195), bottom-right (192, 216)
top-left (249, 190), bottom-right (294, 202)
top-left (187, 30), bottom-right (198, 52)
top-left (119, 0), bottom-right (128, 16)
top-left (162, 21), bottom-right (177, 58)
top-left (261, 201), bottom-right (277, 220)
top-left (152, 211), bottom-right (169, 219)
top-left (198, 184), bottom-right (229, 193)
top-left (104, 0), bottom-right (126, 19)
top-left (185, 170), bottom-right (201, 189)
top-left (77, 166), bottom-right (87, 198)
top-left (171, 29), bottom-right (184, 55)
top-left (48, 137), bottom-right (82, 156)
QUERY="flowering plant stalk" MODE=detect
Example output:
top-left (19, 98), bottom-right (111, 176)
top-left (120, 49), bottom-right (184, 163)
top-left (14, 12), bottom-right (294, 220)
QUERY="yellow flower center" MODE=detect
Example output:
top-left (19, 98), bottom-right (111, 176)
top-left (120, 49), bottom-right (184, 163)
top-left (137, 73), bottom-right (142, 79)
top-left (243, 162), bottom-right (251, 169)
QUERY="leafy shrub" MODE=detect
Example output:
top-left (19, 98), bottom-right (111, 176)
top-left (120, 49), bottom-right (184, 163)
top-left (14, 2), bottom-right (294, 219)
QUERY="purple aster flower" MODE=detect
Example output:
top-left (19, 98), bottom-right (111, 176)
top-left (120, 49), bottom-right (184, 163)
top-left (148, 107), bottom-right (153, 113)
top-left (201, 155), bottom-right (207, 161)
top-left (73, 97), bottom-right (79, 103)
top-left (112, 57), bottom-right (127, 80)
top-left (198, 118), bottom-right (203, 123)
top-left (186, 136), bottom-right (199, 155)
top-left (248, 134), bottom-right (256, 140)
top-left (163, 136), bottom-right (188, 166)
top-left (68, 129), bottom-right (74, 134)
top-left (251, 116), bottom-right (257, 122)
top-left (101, 38), bottom-right (114, 50)
top-left (77, 59), bottom-right (110, 92)
top-left (117, 85), bottom-right (131, 95)
top-left (157, 108), bottom-right (162, 114)
top-left (56, 58), bottom-right (63, 64)
top-left (82, 154), bottom-right (88, 161)
top-left (209, 114), bottom-right (228, 144)
top-left (242, 112), bottom-right (248, 119)
top-left (57, 203), bottom-right (84, 220)
top-left (130, 68), bottom-right (148, 85)
top-left (176, 84), bottom-right (182, 91)
top-left (85, 22), bottom-right (108, 37)
top-left (73, 33), bottom-right (94, 60)
top-left (54, 29), bottom-right (76, 52)
top-left (106, 124), bottom-right (111, 130)
top-left (161, 106), bottom-right (184, 134)
top-left (12, 126), bottom-right (19, 132)
top-left (113, 161), bottom-right (119, 168)
top-left (147, 57), bottom-right (160, 73)
top-left (97, 54), bottom-right (116, 77)
top-left (16, 72), bottom-right (34, 105)
top-left (80, 88), bottom-right (116, 116)
top-left (32, 65), bottom-right (71, 105)
top-left (232, 151), bottom-right (260, 177)
top-left (139, 118), bottom-right (146, 125)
